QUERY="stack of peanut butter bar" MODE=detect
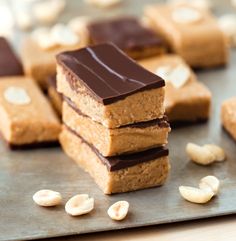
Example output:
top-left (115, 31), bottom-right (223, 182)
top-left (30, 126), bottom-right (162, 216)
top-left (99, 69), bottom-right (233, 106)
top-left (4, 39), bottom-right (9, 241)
top-left (56, 43), bottom-right (171, 194)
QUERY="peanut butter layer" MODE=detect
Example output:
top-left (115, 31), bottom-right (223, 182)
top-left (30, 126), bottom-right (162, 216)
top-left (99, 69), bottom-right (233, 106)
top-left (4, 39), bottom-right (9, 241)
top-left (88, 17), bottom-right (166, 60)
top-left (63, 99), bottom-right (170, 156)
top-left (144, 4), bottom-right (228, 68)
top-left (221, 97), bottom-right (236, 140)
top-left (21, 37), bottom-right (87, 90)
top-left (60, 127), bottom-right (170, 194)
top-left (0, 77), bottom-right (61, 146)
top-left (139, 55), bottom-right (211, 122)
top-left (57, 43), bottom-right (165, 128)
top-left (0, 37), bottom-right (23, 77)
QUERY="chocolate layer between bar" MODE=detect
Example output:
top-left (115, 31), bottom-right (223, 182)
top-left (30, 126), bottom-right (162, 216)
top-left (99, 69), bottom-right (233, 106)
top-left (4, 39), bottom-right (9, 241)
top-left (47, 74), bottom-right (57, 89)
top-left (0, 37), bottom-right (23, 77)
top-left (64, 95), bottom-right (170, 129)
top-left (56, 43), bottom-right (165, 105)
top-left (88, 17), bottom-right (165, 52)
top-left (9, 141), bottom-right (59, 150)
top-left (65, 125), bottom-right (169, 171)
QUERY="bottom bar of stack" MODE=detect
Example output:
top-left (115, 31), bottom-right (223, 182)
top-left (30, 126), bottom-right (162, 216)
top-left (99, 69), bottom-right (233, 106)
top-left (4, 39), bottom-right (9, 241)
top-left (60, 126), bottom-right (170, 194)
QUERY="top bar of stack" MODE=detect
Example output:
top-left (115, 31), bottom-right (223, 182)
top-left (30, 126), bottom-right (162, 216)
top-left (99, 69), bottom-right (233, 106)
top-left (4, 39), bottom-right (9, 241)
top-left (56, 43), bottom-right (165, 128)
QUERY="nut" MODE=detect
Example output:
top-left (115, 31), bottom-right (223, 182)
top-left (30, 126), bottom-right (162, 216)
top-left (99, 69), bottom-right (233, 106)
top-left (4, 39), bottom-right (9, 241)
top-left (84, 0), bottom-right (122, 8)
top-left (68, 16), bottom-right (90, 44)
top-left (179, 186), bottom-right (214, 204)
top-left (31, 27), bottom-right (57, 50)
top-left (168, 64), bottom-right (190, 88)
top-left (155, 65), bottom-right (171, 81)
top-left (51, 24), bottom-right (80, 46)
top-left (68, 16), bottom-right (90, 35)
top-left (199, 176), bottom-right (220, 195)
top-left (107, 201), bottom-right (129, 221)
top-left (65, 194), bottom-right (94, 216)
top-left (172, 6), bottom-right (202, 24)
top-left (155, 64), bottom-right (190, 88)
top-left (33, 189), bottom-right (62, 207)
top-left (33, 0), bottom-right (66, 24)
top-left (4, 86), bottom-right (31, 105)
top-left (16, 12), bottom-right (33, 31)
top-left (31, 24), bottom-right (80, 50)
top-left (203, 144), bottom-right (226, 162)
top-left (186, 143), bottom-right (215, 165)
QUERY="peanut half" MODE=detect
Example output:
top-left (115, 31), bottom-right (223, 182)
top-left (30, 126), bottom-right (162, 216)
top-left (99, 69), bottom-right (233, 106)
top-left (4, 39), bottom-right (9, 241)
top-left (65, 194), bottom-right (94, 216)
top-left (33, 189), bottom-right (62, 207)
top-left (186, 143), bottom-right (226, 165)
top-left (179, 175), bottom-right (220, 204)
top-left (107, 201), bottom-right (129, 221)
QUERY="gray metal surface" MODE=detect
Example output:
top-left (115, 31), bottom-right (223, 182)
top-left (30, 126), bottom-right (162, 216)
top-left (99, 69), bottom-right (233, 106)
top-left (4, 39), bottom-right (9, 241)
top-left (1, 0), bottom-right (236, 240)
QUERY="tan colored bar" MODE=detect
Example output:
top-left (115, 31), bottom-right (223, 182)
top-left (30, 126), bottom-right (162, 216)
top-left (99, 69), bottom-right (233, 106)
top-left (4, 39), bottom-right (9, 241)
top-left (63, 100), bottom-right (170, 156)
top-left (60, 127), bottom-right (170, 194)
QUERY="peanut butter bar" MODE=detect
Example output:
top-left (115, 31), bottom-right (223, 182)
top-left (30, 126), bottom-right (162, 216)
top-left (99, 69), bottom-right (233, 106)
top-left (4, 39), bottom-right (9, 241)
top-left (60, 126), bottom-right (170, 194)
top-left (47, 75), bottom-right (62, 115)
top-left (139, 54), bottom-right (211, 122)
top-left (56, 43), bottom-right (165, 128)
top-left (0, 77), bottom-right (61, 147)
top-left (87, 17), bottom-right (166, 60)
top-left (63, 97), bottom-right (170, 156)
top-left (144, 4), bottom-right (228, 68)
top-left (0, 37), bottom-right (23, 77)
top-left (21, 34), bottom-right (87, 90)
top-left (221, 97), bottom-right (236, 140)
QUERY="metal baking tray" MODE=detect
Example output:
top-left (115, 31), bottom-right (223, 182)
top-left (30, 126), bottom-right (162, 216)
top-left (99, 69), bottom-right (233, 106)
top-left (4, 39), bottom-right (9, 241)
top-left (1, 0), bottom-right (236, 240)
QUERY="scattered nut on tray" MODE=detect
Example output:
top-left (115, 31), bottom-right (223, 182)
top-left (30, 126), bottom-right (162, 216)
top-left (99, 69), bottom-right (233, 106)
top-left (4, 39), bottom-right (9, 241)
top-left (107, 201), bottom-right (129, 221)
top-left (65, 194), bottom-right (94, 216)
top-left (186, 143), bottom-right (226, 165)
top-left (33, 190), bottom-right (62, 207)
top-left (179, 175), bottom-right (220, 204)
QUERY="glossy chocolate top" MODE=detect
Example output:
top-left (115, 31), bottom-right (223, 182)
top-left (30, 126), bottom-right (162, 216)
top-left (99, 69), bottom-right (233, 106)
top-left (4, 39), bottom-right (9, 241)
top-left (88, 17), bottom-right (164, 52)
top-left (57, 43), bottom-right (165, 104)
top-left (0, 37), bottom-right (24, 77)
top-left (66, 125), bottom-right (169, 171)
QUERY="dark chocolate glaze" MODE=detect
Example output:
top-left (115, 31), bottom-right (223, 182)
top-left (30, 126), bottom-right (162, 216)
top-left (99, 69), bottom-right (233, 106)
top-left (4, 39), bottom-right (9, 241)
top-left (0, 37), bottom-right (24, 77)
top-left (56, 43), bottom-right (165, 105)
top-left (65, 125), bottom-right (169, 171)
top-left (8, 141), bottom-right (59, 150)
top-left (64, 95), bottom-right (170, 129)
top-left (88, 17), bottom-right (164, 52)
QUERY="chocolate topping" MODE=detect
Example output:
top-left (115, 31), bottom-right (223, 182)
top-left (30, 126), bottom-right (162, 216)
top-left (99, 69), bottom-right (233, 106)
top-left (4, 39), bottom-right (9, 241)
top-left (0, 37), bottom-right (24, 77)
top-left (66, 125), bottom-right (169, 171)
top-left (64, 95), bottom-right (170, 129)
top-left (56, 43), bottom-right (165, 105)
top-left (88, 17), bottom-right (164, 52)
